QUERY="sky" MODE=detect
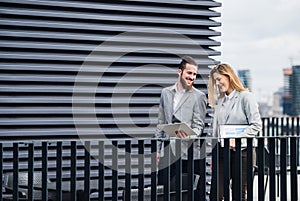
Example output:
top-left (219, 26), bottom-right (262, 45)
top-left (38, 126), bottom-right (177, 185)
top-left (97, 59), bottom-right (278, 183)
top-left (213, 0), bottom-right (300, 103)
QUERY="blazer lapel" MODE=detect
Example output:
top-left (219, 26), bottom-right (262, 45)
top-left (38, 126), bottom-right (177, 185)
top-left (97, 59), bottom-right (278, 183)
top-left (173, 90), bottom-right (191, 114)
top-left (224, 92), bottom-right (239, 122)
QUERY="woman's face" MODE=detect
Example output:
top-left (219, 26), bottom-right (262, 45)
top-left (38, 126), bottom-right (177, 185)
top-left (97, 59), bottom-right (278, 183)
top-left (212, 72), bottom-right (233, 95)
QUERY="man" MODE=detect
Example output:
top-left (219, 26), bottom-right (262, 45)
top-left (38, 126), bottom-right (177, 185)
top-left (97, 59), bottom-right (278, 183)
top-left (156, 55), bottom-right (207, 186)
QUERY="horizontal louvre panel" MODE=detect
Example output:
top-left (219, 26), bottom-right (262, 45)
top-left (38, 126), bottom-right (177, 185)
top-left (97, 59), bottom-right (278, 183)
top-left (0, 0), bottom-right (220, 139)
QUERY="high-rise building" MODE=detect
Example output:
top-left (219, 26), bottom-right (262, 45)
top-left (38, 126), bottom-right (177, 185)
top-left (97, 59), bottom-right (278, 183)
top-left (291, 65), bottom-right (300, 116)
top-left (238, 69), bottom-right (252, 91)
top-left (282, 68), bottom-right (293, 115)
top-left (272, 87), bottom-right (284, 116)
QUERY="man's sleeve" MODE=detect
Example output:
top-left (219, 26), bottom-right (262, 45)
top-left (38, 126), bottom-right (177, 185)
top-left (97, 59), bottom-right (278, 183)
top-left (191, 92), bottom-right (207, 137)
top-left (155, 91), bottom-right (167, 152)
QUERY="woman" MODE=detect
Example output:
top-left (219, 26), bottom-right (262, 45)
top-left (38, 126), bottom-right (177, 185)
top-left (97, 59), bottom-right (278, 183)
top-left (208, 64), bottom-right (262, 201)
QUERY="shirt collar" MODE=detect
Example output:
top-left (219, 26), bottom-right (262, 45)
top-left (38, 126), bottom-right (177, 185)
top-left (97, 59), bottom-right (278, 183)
top-left (225, 89), bottom-right (236, 100)
top-left (171, 82), bottom-right (186, 93)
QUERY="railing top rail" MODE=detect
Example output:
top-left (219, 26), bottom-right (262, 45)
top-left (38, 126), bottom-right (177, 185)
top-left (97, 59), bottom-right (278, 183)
top-left (0, 135), bottom-right (299, 143)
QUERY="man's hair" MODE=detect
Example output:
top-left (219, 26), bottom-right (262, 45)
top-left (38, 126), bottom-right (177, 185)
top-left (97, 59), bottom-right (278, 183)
top-left (179, 55), bottom-right (198, 70)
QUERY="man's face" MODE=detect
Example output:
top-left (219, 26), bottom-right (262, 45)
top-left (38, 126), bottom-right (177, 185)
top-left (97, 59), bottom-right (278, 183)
top-left (178, 63), bottom-right (198, 90)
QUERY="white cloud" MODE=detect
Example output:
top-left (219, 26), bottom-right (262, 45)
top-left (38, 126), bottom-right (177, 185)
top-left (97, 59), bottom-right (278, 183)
top-left (213, 0), bottom-right (300, 100)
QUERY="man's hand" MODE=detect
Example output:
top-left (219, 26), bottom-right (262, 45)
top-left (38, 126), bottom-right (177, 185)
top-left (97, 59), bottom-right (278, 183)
top-left (175, 130), bottom-right (190, 138)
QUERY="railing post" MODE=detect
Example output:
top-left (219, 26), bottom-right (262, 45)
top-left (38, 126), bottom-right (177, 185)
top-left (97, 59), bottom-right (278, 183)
top-left (211, 138), bottom-right (219, 201)
top-left (175, 138), bottom-right (182, 201)
top-left (98, 140), bottom-right (105, 201)
top-left (163, 140), bottom-right (170, 201)
top-left (124, 140), bottom-right (131, 201)
top-left (42, 142), bottom-right (48, 201)
top-left (187, 139), bottom-right (194, 201)
top-left (138, 140), bottom-right (145, 201)
top-left (112, 140), bottom-right (118, 201)
top-left (234, 138), bottom-right (242, 201)
top-left (0, 143), bottom-right (2, 201)
top-left (290, 137), bottom-right (298, 201)
top-left (223, 138), bottom-right (230, 201)
top-left (280, 137), bottom-right (287, 201)
top-left (84, 141), bottom-right (90, 201)
top-left (198, 138), bottom-right (206, 201)
top-left (246, 138), bottom-right (253, 201)
top-left (268, 137), bottom-right (276, 201)
top-left (28, 143), bottom-right (34, 201)
top-left (257, 138), bottom-right (265, 201)
top-left (56, 141), bottom-right (62, 201)
top-left (13, 143), bottom-right (19, 201)
top-left (70, 141), bottom-right (77, 201)
top-left (151, 139), bottom-right (157, 201)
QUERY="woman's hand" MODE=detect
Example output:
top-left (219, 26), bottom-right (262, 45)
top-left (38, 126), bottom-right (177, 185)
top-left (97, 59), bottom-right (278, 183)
top-left (230, 139), bottom-right (235, 149)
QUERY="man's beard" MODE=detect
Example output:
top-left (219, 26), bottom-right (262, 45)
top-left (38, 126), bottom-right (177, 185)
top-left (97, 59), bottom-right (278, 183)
top-left (180, 74), bottom-right (193, 90)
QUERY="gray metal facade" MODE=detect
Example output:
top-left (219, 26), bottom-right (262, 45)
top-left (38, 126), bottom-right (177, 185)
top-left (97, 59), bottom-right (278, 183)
top-left (0, 0), bottom-right (221, 139)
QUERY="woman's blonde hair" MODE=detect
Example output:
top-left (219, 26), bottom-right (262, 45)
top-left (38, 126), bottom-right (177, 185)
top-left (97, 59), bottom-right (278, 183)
top-left (208, 63), bottom-right (247, 107)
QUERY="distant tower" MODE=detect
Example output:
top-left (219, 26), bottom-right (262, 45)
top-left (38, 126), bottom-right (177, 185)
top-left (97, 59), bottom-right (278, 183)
top-left (282, 68), bottom-right (293, 116)
top-left (291, 65), bottom-right (300, 116)
top-left (238, 69), bottom-right (252, 91)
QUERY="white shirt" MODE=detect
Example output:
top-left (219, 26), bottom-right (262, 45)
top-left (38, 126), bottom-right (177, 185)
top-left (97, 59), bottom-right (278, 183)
top-left (173, 84), bottom-right (186, 111)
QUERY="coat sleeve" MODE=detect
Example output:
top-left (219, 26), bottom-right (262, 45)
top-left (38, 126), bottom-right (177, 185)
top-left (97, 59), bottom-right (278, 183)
top-left (155, 90), bottom-right (167, 152)
top-left (191, 92), bottom-right (207, 137)
top-left (241, 92), bottom-right (262, 136)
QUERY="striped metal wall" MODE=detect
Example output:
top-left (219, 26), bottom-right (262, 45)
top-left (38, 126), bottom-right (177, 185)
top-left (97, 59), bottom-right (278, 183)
top-left (0, 0), bottom-right (221, 139)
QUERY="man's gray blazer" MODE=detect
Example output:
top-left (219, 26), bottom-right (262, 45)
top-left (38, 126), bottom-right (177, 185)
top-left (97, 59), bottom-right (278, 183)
top-left (156, 84), bottom-right (207, 160)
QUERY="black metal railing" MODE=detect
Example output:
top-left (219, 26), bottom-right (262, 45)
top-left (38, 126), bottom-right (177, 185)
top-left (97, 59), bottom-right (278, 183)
top-left (0, 117), bottom-right (299, 201)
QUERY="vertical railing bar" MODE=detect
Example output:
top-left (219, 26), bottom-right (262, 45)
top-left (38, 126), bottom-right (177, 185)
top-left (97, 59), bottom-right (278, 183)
top-left (286, 117), bottom-right (289, 136)
top-left (290, 137), bottom-right (297, 201)
top-left (124, 140), bottom-right (131, 201)
top-left (84, 141), bottom-right (91, 201)
top-left (235, 139), bottom-right (242, 201)
top-left (42, 142), bottom-right (48, 201)
top-left (246, 138), bottom-right (253, 201)
top-left (223, 139), bottom-right (230, 201)
top-left (291, 117), bottom-right (295, 136)
top-left (138, 140), bottom-right (144, 201)
top-left (28, 143), bottom-right (34, 201)
top-left (70, 141), bottom-right (77, 201)
top-left (98, 141), bottom-right (104, 201)
top-left (56, 141), bottom-right (62, 201)
top-left (257, 138), bottom-right (265, 201)
top-left (297, 117), bottom-right (300, 166)
top-left (163, 140), bottom-right (170, 201)
top-left (112, 140), bottom-right (118, 201)
top-left (269, 137), bottom-right (276, 201)
top-left (281, 117), bottom-right (284, 136)
top-left (276, 117), bottom-right (279, 135)
top-left (272, 117), bottom-right (275, 137)
top-left (267, 118), bottom-right (270, 136)
top-left (198, 138), bottom-right (206, 201)
top-left (262, 118), bottom-right (266, 136)
top-left (211, 139), bottom-right (219, 201)
top-left (175, 138), bottom-right (182, 201)
top-left (187, 139), bottom-right (194, 201)
top-left (0, 143), bottom-right (2, 201)
top-left (151, 139), bottom-right (157, 201)
top-left (280, 138), bottom-right (287, 201)
top-left (13, 143), bottom-right (19, 201)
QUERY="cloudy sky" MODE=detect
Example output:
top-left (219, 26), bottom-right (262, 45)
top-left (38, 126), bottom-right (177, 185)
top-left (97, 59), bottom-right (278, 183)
top-left (213, 0), bottom-right (300, 103)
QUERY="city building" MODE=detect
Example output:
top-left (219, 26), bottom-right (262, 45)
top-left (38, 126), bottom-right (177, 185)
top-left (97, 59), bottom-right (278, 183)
top-left (272, 87), bottom-right (284, 116)
top-left (238, 69), bottom-right (252, 91)
top-left (282, 68), bottom-right (293, 115)
top-left (291, 65), bottom-right (300, 116)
